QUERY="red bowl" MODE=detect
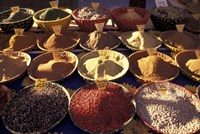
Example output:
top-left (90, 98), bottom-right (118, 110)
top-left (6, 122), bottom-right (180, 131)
top-left (72, 6), bottom-right (110, 32)
top-left (111, 7), bottom-right (150, 31)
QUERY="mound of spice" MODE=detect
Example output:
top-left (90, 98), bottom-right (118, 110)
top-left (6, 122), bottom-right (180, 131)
top-left (70, 83), bottom-right (134, 133)
top-left (186, 59), bottom-right (200, 75)
top-left (119, 10), bottom-right (142, 20)
top-left (44, 32), bottom-right (78, 50)
top-left (8, 33), bottom-right (37, 51)
top-left (0, 54), bottom-right (27, 82)
top-left (35, 59), bottom-right (75, 80)
top-left (137, 55), bottom-right (178, 80)
top-left (77, 7), bottom-right (109, 20)
top-left (82, 31), bottom-right (120, 50)
top-left (136, 83), bottom-right (200, 134)
top-left (3, 83), bottom-right (69, 133)
top-left (39, 8), bottom-right (69, 21)
top-left (126, 31), bottom-right (161, 49)
top-left (2, 11), bottom-right (31, 23)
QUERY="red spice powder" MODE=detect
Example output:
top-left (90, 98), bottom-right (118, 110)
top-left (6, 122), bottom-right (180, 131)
top-left (70, 83), bottom-right (134, 133)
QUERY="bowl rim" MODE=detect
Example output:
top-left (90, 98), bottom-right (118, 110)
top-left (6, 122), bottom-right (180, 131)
top-left (0, 8), bottom-right (34, 25)
top-left (72, 6), bottom-right (111, 21)
top-left (33, 7), bottom-right (72, 23)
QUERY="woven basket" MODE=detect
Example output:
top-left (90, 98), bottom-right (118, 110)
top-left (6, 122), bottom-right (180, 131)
top-left (0, 8), bottom-right (34, 33)
top-left (72, 6), bottom-right (110, 32)
top-left (111, 7), bottom-right (150, 31)
top-left (33, 8), bottom-right (72, 32)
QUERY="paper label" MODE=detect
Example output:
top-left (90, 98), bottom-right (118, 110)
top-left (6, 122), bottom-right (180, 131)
top-left (195, 50), bottom-right (200, 59)
top-left (95, 23), bottom-right (104, 32)
top-left (192, 14), bottom-right (200, 20)
top-left (11, 6), bottom-right (19, 13)
top-left (193, 0), bottom-right (199, 4)
top-left (50, 1), bottom-right (58, 8)
top-left (155, 0), bottom-right (168, 8)
top-left (176, 24), bottom-right (185, 32)
top-left (147, 48), bottom-right (157, 56)
top-left (137, 25), bottom-right (145, 33)
top-left (35, 78), bottom-right (47, 90)
top-left (52, 25), bottom-right (62, 36)
top-left (91, 3), bottom-right (99, 10)
top-left (95, 79), bottom-right (108, 90)
top-left (155, 82), bottom-right (169, 96)
top-left (14, 28), bottom-right (24, 35)
top-left (3, 49), bottom-right (13, 56)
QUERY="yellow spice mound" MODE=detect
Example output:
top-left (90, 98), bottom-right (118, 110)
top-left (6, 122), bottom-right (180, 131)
top-left (137, 55), bottom-right (177, 80)
top-left (186, 59), bottom-right (200, 75)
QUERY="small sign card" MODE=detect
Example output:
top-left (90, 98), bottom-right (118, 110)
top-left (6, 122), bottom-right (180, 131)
top-left (14, 28), bottom-right (24, 36)
top-left (35, 78), bottom-right (47, 90)
top-left (137, 25), bottom-right (145, 33)
top-left (176, 24), bottom-right (185, 32)
top-left (11, 6), bottom-right (19, 13)
top-left (50, 0), bottom-right (58, 8)
top-left (52, 25), bottom-right (62, 36)
top-left (95, 22), bottom-right (104, 32)
top-left (155, 0), bottom-right (168, 8)
top-left (91, 3), bottom-right (99, 10)
top-left (155, 82), bottom-right (169, 96)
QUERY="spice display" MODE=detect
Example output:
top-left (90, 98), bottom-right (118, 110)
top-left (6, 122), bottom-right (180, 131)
top-left (160, 30), bottom-right (200, 50)
top-left (2, 11), bottom-right (31, 23)
top-left (28, 52), bottom-right (78, 81)
top-left (186, 59), bottom-right (200, 75)
top-left (3, 83), bottom-right (69, 133)
top-left (78, 50), bottom-right (129, 81)
top-left (42, 32), bottom-right (79, 51)
top-left (121, 31), bottom-right (161, 50)
top-left (80, 31), bottom-right (120, 50)
top-left (77, 7), bottom-right (109, 20)
top-left (39, 8), bottom-right (69, 21)
top-left (0, 53), bottom-right (29, 83)
top-left (70, 83), bottom-right (134, 133)
top-left (136, 82), bottom-right (200, 134)
top-left (137, 55), bottom-right (178, 81)
top-left (7, 32), bottom-right (37, 51)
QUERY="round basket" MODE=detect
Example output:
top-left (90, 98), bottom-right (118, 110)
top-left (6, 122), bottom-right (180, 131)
top-left (0, 8), bottom-right (34, 33)
top-left (111, 7), bottom-right (150, 31)
top-left (33, 8), bottom-right (72, 32)
top-left (72, 6), bottom-right (110, 32)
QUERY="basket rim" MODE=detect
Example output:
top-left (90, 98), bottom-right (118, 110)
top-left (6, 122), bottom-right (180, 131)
top-left (72, 6), bottom-right (111, 21)
top-left (0, 8), bottom-right (34, 25)
top-left (33, 7), bottom-right (72, 23)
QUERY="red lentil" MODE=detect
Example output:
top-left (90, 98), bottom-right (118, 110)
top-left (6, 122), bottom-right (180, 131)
top-left (70, 83), bottom-right (134, 133)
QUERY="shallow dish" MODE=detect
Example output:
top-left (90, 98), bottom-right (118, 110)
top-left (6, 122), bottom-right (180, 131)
top-left (129, 50), bottom-right (179, 82)
top-left (78, 50), bottom-right (129, 81)
top-left (0, 51), bottom-right (31, 84)
top-left (175, 50), bottom-right (200, 82)
top-left (69, 82), bottom-right (135, 134)
top-left (28, 51), bottom-right (78, 82)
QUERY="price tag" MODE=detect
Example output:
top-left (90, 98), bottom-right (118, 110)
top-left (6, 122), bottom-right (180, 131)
top-left (192, 14), bottom-right (200, 20)
top-left (193, 0), bottom-right (199, 4)
top-left (155, 82), bottom-right (169, 96)
top-left (95, 79), bottom-right (108, 90)
top-left (147, 48), bottom-right (157, 56)
top-left (91, 3), bottom-right (99, 10)
top-left (95, 22), bottom-right (104, 32)
top-left (35, 78), bottom-right (47, 90)
top-left (137, 25), bottom-right (145, 33)
top-left (14, 28), bottom-right (24, 36)
top-left (176, 24), bottom-right (185, 32)
top-left (155, 0), bottom-right (168, 8)
top-left (11, 6), bottom-right (19, 13)
top-left (195, 50), bottom-right (200, 59)
top-left (50, 0), bottom-right (58, 8)
top-left (3, 49), bottom-right (14, 56)
top-left (52, 25), bottom-right (62, 36)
